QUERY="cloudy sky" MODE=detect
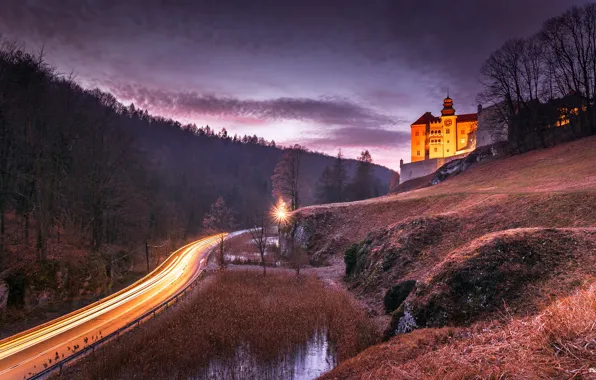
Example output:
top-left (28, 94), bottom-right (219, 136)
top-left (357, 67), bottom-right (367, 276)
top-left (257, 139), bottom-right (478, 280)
top-left (0, 0), bottom-right (590, 169)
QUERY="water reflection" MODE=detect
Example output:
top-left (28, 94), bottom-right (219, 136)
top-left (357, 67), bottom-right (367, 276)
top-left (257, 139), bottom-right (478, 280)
top-left (197, 331), bottom-right (336, 380)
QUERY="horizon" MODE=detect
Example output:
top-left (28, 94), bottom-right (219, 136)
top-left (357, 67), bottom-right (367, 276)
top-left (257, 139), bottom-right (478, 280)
top-left (0, 0), bottom-right (591, 170)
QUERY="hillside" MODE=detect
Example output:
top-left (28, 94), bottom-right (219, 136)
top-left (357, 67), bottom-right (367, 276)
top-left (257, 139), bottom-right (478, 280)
top-left (289, 136), bottom-right (596, 378)
top-left (0, 44), bottom-right (394, 336)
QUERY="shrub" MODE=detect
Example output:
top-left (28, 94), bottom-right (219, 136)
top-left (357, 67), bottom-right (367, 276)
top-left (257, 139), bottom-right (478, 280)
top-left (344, 244), bottom-right (359, 276)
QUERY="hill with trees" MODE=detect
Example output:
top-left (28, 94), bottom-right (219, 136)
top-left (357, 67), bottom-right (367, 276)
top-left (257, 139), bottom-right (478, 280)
top-left (0, 40), bottom-right (394, 331)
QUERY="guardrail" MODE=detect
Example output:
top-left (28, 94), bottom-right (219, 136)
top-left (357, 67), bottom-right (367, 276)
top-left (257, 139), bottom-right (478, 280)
top-left (28, 248), bottom-right (212, 379)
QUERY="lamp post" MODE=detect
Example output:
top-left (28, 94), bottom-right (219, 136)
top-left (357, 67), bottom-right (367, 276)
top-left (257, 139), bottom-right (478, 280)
top-left (271, 200), bottom-right (289, 254)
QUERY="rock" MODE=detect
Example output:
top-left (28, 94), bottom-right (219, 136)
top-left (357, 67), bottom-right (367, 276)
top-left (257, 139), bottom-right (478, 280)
top-left (383, 280), bottom-right (416, 314)
top-left (430, 157), bottom-right (471, 185)
top-left (430, 143), bottom-right (506, 185)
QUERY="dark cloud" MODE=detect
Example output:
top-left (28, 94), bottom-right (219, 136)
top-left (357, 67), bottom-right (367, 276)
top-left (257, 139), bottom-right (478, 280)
top-left (110, 84), bottom-right (400, 129)
top-left (1, 0), bottom-right (592, 167)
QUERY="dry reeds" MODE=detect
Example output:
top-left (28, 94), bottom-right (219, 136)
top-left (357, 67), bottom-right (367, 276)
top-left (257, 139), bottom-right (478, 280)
top-left (62, 270), bottom-right (378, 379)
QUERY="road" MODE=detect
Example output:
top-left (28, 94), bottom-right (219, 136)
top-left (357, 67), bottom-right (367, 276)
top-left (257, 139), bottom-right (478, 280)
top-left (0, 233), bottom-right (234, 379)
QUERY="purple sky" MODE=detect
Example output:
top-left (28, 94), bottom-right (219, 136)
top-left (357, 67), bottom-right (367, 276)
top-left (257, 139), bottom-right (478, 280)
top-left (0, 0), bottom-right (591, 169)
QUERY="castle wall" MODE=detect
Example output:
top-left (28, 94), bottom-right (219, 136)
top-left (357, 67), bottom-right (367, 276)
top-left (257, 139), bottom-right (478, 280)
top-left (399, 153), bottom-right (467, 184)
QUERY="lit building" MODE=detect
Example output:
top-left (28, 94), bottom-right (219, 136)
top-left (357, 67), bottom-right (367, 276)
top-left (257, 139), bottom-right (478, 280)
top-left (410, 97), bottom-right (478, 162)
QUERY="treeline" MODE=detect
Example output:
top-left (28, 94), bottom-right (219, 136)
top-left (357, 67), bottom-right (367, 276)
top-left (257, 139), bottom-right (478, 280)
top-left (479, 2), bottom-right (596, 153)
top-left (315, 150), bottom-right (387, 204)
top-left (0, 41), bottom-right (394, 282)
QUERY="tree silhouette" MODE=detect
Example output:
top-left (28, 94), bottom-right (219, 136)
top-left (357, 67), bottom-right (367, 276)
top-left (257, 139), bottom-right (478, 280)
top-left (202, 196), bottom-right (235, 269)
top-left (272, 145), bottom-right (304, 211)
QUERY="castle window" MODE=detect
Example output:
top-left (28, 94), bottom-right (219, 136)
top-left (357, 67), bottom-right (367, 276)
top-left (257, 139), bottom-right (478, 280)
top-left (447, 140), bottom-right (450, 143)
top-left (416, 150), bottom-right (420, 156)
top-left (415, 131), bottom-right (419, 136)
top-left (446, 128), bottom-right (450, 134)
top-left (447, 149), bottom-right (450, 152)
top-left (434, 147), bottom-right (438, 152)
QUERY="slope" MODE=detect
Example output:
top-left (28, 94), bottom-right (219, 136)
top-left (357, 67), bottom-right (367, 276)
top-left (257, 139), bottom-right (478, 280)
top-left (286, 136), bottom-right (596, 378)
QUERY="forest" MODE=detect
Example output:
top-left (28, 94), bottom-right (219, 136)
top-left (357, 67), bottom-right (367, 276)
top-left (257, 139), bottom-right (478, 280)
top-left (479, 3), bottom-right (596, 151)
top-left (0, 41), bottom-right (394, 318)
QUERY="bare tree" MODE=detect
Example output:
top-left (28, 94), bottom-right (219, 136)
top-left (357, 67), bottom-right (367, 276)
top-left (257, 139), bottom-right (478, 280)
top-left (272, 145), bottom-right (304, 211)
top-left (202, 196), bottom-right (235, 269)
top-left (288, 244), bottom-right (309, 277)
top-left (479, 37), bottom-right (549, 152)
top-left (249, 213), bottom-right (269, 276)
top-left (540, 4), bottom-right (596, 135)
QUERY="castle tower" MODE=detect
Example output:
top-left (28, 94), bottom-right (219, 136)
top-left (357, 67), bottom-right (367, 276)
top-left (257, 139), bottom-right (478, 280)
top-left (441, 96), bottom-right (455, 116)
top-left (439, 96), bottom-right (457, 158)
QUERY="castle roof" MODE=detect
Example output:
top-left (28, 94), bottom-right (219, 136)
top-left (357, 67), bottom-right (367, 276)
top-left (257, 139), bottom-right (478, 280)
top-left (457, 113), bottom-right (478, 123)
top-left (412, 112), bottom-right (440, 125)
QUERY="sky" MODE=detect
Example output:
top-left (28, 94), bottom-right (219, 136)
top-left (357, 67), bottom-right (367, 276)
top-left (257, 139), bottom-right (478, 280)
top-left (0, 0), bottom-right (591, 170)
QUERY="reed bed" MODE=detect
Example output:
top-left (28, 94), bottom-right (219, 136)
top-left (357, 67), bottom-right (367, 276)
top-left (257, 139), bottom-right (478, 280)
top-left (61, 270), bottom-right (378, 379)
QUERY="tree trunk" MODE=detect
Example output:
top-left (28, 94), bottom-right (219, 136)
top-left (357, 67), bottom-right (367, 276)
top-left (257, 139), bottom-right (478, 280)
top-left (261, 251), bottom-right (266, 276)
top-left (24, 212), bottom-right (29, 244)
top-left (0, 209), bottom-right (4, 269)
top-left (218, 236), bottom-right (226, 269)
top-left (145, 241), bottom-right (150, 273)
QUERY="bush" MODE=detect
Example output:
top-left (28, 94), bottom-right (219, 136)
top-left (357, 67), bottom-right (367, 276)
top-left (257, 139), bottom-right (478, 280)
top-left (344, 244), bottom-right (359, 276)
top-left (383, 280), bottom-right (416, 314)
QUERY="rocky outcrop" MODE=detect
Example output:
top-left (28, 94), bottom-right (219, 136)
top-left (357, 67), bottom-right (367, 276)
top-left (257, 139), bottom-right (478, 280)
top-left (343, 215), bottom-right (459, 295)
top-left (285, 209), bottom-right (346, 265)
top-left (398, 229), bottom-right (595, 330)
top-left (431, 142), bottom-right (506, 185)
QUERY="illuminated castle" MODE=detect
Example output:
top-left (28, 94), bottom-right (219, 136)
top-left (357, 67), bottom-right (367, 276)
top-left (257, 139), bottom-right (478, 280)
top-left (410, 96), bottom-right (478, 162)
top-left (399, 96), bottom-right (479, 183)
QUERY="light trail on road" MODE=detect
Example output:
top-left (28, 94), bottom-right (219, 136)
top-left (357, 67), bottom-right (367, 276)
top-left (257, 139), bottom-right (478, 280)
top-left (0, 233), bottom-right (233, 379)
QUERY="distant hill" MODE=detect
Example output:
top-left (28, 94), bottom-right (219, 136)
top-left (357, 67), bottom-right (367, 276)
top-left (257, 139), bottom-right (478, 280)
top-left (120, 105), bottom-right (395, 229)
top-left (0, 44), bottom-right (394, 322)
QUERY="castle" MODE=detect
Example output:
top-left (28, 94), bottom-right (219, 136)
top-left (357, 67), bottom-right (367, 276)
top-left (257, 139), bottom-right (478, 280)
top-left (400, 97), bottom-right (480, 183)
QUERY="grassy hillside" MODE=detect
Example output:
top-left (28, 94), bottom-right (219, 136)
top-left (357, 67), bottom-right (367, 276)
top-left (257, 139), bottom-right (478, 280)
top-left (289, 136), bottom-right (596, 378)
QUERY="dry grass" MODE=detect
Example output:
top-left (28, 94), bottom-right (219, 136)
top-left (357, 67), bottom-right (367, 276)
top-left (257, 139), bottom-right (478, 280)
top-left (296, 136), bottom-right (596, 264)
top-left (61, 270), bottom-right (378, 379)
top-left (294, 137), bottom-right (596, 378)
top-left (322, 283), bottom-right (596, 379)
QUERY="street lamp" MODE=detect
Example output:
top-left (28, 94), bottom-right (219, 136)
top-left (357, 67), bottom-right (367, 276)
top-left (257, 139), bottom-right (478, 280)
top-left (271, 200), bottom-right (289, 252)
top-left (272, 200), bottom-right (289, 225)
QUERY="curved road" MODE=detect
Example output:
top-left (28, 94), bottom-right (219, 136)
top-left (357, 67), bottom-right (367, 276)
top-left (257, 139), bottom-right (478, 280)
top-left (0, 233), bottom-right (234, 379)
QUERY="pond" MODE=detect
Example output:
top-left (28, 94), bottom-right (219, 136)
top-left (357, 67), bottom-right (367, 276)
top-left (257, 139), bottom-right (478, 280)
top-left (197, 331), bottom-right (336, 380)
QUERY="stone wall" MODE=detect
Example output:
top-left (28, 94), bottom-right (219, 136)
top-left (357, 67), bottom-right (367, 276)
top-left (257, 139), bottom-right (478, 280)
top-left (399, 153), bottom-right (466, 184)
